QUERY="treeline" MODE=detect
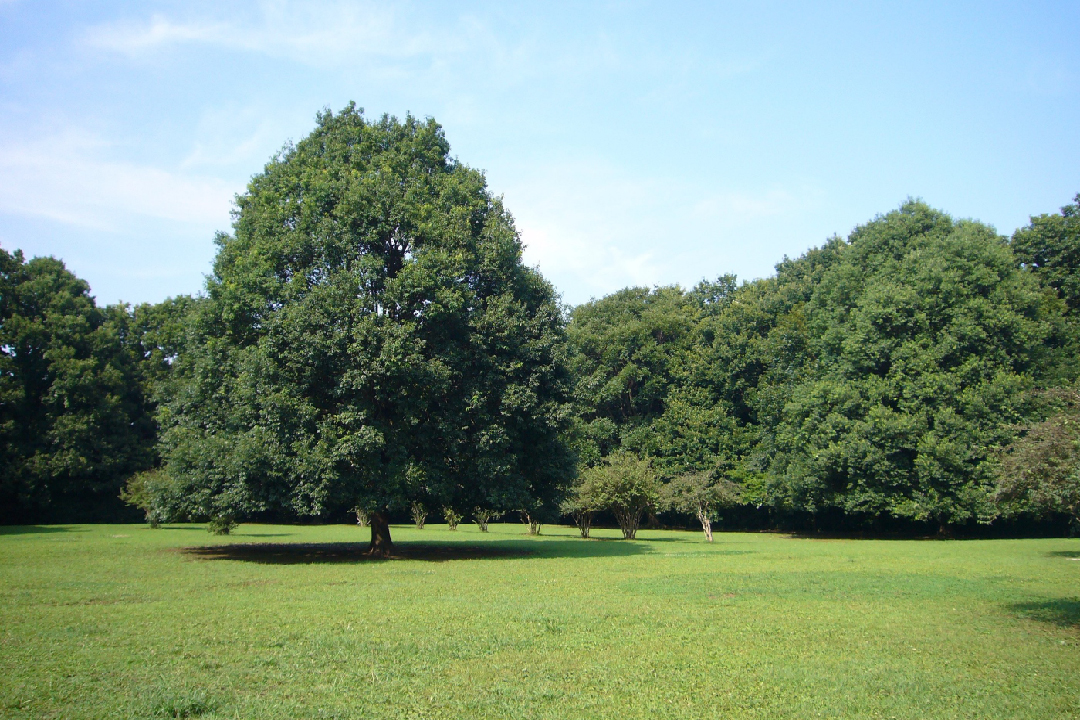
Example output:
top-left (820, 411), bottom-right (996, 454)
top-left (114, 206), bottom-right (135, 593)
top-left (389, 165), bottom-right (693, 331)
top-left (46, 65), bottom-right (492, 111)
top-left (2, 106), bottom-right (1078, 535)
top-left (0, 250), bottom-right (194, 523)
top-left (566, 198), bottom-right (1080, 534)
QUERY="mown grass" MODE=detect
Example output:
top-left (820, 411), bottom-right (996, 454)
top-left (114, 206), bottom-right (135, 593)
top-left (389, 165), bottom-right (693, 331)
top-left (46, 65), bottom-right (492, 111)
top-left (0, 522), bottom-right (1077, 719)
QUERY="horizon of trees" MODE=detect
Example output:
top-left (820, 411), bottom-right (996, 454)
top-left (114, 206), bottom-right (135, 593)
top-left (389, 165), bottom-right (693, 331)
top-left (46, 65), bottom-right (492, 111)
top-left (3, 114), bottom-right (1078, 536)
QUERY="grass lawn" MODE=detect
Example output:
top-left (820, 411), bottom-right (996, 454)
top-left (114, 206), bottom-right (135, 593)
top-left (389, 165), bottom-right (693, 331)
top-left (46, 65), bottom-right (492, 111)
top-left (0, 523), bottom-right (1077, 719)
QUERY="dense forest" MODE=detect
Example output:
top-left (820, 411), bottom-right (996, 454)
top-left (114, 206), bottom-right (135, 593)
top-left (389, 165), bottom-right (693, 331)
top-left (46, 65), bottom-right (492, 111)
top-left (2, 106), bottom-right (1078, 537)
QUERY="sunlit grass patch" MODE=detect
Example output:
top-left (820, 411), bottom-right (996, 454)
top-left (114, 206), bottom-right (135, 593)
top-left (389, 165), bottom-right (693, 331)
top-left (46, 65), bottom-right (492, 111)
top-left (0, 523), bottom-right (1077, 719)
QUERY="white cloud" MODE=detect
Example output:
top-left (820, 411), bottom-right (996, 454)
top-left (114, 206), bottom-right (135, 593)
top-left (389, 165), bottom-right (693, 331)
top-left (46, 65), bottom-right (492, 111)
top-left (504, 159), bottom-right (825, 304)
top-left (84, 14), bottom-right (224, 53)
top-left (81, 4), bottom-right (470, 68)
top-left (0, 130), bottom-right (238, 231)
top-left (180, 106), bottom-right (288, 172)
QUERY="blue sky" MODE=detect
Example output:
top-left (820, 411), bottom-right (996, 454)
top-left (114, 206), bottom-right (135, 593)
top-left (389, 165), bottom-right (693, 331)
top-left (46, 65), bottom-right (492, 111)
top-left (1, 1), bottom-right (1077, 307)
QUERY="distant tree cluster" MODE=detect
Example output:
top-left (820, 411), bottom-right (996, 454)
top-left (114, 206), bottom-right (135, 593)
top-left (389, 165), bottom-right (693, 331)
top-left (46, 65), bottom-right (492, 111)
top-left (0, 250), bottom-right (161, 523)
top-left (2, 104), bottom-right (1078, 539)
top-left (566, 196), bottom-right (1080, 534)
top-left (561, 454), bottom-right (740, 541)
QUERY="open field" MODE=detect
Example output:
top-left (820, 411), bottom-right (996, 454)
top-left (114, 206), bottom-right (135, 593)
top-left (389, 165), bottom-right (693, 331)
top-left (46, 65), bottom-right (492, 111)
top-left (1, 523), bottom-right (1078, 719)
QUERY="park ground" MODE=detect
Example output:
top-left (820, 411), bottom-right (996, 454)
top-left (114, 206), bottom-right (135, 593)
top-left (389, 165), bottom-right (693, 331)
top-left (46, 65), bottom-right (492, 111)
top-left (0, 523), bottom-right (1078, 719)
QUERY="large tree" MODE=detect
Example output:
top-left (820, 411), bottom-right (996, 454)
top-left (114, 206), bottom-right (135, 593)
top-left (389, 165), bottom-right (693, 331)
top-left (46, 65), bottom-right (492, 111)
top-left (1011, 194), bottom-right (1080, 314)
top-left (765, 202), bottom-right (1058, 529)
top-left (994, 386), bottom-right (1080, 528)
top-left (0, 250), bottom-right (155, 522)
top-left (567, 286), bottom-right (698, 464)
top-left (157, 104), bottom-right (575, 553)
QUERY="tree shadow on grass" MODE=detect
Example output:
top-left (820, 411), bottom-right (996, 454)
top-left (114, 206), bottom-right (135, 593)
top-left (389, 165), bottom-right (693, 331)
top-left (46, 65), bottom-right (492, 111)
top-left (1047, 550), bottom-right (1080, 559)
top-left (182, 539), bottom-right (652, 564)
top-left (1010, 599), bottom-right (1080, 628)
top-left (0, 525), bottom-right (82, 535)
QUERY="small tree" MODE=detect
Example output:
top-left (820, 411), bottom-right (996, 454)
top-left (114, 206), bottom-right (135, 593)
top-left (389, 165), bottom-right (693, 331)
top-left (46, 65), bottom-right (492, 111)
top-left (120, 470), bottom-right (160, 526)
top-left (207, 514), bottom-right (238, 535)
top-left (519, 510), bottom-right (543, 535)
top-left (474, 507), bottom-right (496, 532)
top-left (120, 469), bottom-right (170, 528)
top-left (560, 474), bottom-right (602, 538)
top-left (443, 507), bottom-right (462, 531)
top-left (411, 501), bottom-right (428, 530)
top-left (585, 453), bottom-right (661, 539)
top-left (353, 507), bottom-right (369, 527)
top-left (662, 472), bottom-right (742, 542)
top-left (995, 387), bottom-right (1080, 527)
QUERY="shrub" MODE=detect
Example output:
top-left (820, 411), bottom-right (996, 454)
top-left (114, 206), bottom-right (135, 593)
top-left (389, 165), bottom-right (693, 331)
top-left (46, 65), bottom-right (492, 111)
top-left (584, 453), bottom-right (661, 539)
top-left (443, 507), bottom-right (462, 531)
top-left (411, 501), bottom-right (428, 529)
top-left (353, 507), bottom-right (369, 527)
top-left (120, 469), bottom-right (179, 528)
top-left (519, 510), bottom-right (542, 535)
top-left (560, 474), bottom-right (601, 538)
top-left (120, 469), bottom-right (164, 528)
top-left (474, 507), bottom-right (496, 532)
top-left (207, 515), bottom-right (237, 535)
top-left (662, 471), bottom-right (742, 542)
top-left (995, 386), bottom-right (1080, 527)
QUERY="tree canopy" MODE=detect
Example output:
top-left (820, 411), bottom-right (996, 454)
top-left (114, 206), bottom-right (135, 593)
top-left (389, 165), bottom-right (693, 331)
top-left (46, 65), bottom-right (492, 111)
top-left (763, 202), bottom-right (1057, 527)
top-left (994, 386), bottom-right (1080, 527)
top-left (1011, 194), bottom-right (1080, 314)
top-left (4, 100), bottom-right (1079, 538)
top-left (155, 104), bottom-right (575, 552)
top-left (0, 250), bottom-right (155, 522)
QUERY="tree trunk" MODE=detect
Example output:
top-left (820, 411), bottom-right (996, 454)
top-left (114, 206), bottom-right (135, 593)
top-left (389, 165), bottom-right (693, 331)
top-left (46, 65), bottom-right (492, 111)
top-left (698, 509), bottom-right (713, 542)
top-left (367, 511), bottom-right (393, 557)
top-left (575, 511), bottom-right (593, 539)
top-left (615, 507), bottom-right (641, 539)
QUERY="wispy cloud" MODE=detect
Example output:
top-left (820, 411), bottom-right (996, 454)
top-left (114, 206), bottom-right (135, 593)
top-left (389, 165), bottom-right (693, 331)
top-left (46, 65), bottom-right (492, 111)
top-left (505, 158), bottom-right (825, 303)
top-left (84, 14), bottom-right (224, 52)
top-left (0, 130), bottom-right (238, 231)
top-left (81, 4), bottom-right (472, 67)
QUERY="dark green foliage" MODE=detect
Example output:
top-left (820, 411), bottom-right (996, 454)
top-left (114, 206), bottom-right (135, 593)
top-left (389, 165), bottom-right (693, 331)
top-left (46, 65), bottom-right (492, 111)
top-left (1011, 194), bottom-right (1080, 314)
top-left (994, 386), bottom-right (1080, 525)
top-left (0, 249), bottom-right (155, 523)
top-left (206, 514), bottom-right (238, 535)
top-left (567, 285), bottom-right (699, 464)
top-left (156, 104), bottom-right (575, 536)
top-left (579, 452), bottom-right (661, 539)
top-left (566, 197), bottom-right (1076, 530)
top-left (764, 202), bottom-right (1054, 526)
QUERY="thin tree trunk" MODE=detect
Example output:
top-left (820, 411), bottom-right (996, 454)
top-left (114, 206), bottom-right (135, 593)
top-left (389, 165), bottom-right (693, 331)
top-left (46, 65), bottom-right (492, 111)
top-left (698, 509), bottom-right (713, 542)
top-left (615, 507), bottom-right (641, 539)
top-left (367, 511), bottom-right (393, 557)
top-left (575, 511), bottom-right (593, 539)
